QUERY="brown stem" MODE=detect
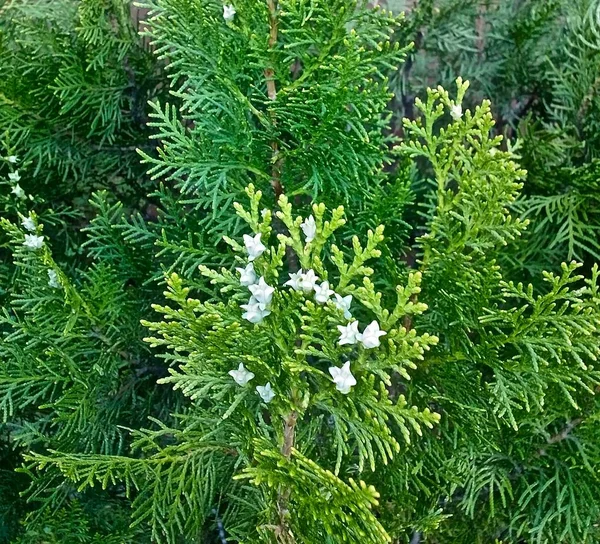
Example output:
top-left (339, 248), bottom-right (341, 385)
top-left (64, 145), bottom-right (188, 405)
top-left (265, 0), bottom-right (279, 100)
top-left (263, 4), bottom-right (296, 540)
top-left (264, 0), bottom-right (284, 199)
top-left (547, 418), bottom-right (582, 444)
top-left (275, 411), bottom-right (297, 543)
top-left (281, 411), bottom-right (297, 457)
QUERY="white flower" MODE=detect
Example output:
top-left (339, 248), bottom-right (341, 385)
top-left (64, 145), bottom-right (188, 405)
top-left (8, 171), bottom-right (21, 182)
top-left (24, 234), bottom-right (44, 250)
top-left (314, 280), bottom-right (334, 304)
top-left (337, 321), bottom-right (361, 346)
top-left (334, 294), bottom-right (352, 319)
top-left (360, 320), bottom-right (387, 349)
top-left (243, 233), bottom-right (266, 261)
top-left (7, 156), bottom-right (17, 164)
top-left (329, 361), bottom-right (357, 395)
top-left (11, 184), bottom-right (25, 199)
top-left (241, 297), bottom-right (271, 323)
top-left (223, 4), bottom-right (236, 21)
top-left (284, 270), bottom-right (304, 290)
top-left (248, 277), bottom-right (275, 309)
top-left (450, 104), bottom-right (462, 121)
top-left (236, 262), bottom-right (257, 286)
top-left (299, 269), bottom-right (319, 293)
top-left (48, 269), bottom-right (60, 288)
top-left (300, 215), bottom-right (317, 243)
top-left (229, 363), bottom-right (254, 386)
top-left (256, 382), bottom-right (275, 403)
top-left (21, 216), bottom-right (36, 232)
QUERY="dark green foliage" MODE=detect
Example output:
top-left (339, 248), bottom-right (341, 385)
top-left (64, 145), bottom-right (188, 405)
top-left (0, 0), bottom-right (159, 203)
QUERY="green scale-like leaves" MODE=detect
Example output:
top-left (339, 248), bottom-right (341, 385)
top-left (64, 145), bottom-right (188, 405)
top-left (29, 185), bottom-right (439, 543)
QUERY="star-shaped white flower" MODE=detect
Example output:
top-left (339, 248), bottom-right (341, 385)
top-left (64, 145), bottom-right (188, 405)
top-left (48, 269), bottom-right (60, 288)
top-left (11, 184), bottom-right (25, 199)
top-left (241, 297), bottom-right (271, 323)
top-left (284, 270), bottom-right (304, 290)
top-left (223, 4), bottom-right (236, 21)
top-left (21, 216), bottom-right (36, 232)
top-left (7, 156), bottom-right (17, 164)
top-left (360, 320), bottom-right (387, 349)
top-left (299, 269), bottom-right (319, 293)
top-left (229, 363), bottom-right (254, 386)
top-left (329, 361), bottom-right (357, 395)
top-left (243, 233), bottom-right (266, 261)
top-left (301, 215), bottom-right (317, 243)
top-left (236, 262), bottom-right (257, 286)
top-left (337, 321), bottom-right (361, 346)
top-left (450, 104), bottom-right (462, 121)
top-left (249, 277), bottom-right (275, 309)
top-left (256, 382), bottom-right (275, 403)
top-left (24, 234), bottom-right (44, 250)
top-left (8, 171), bottom-right (21, 182)
top-left (314, 280), bottom-right (334, 304)
top-left (334, 294), bottom-right (352, 319)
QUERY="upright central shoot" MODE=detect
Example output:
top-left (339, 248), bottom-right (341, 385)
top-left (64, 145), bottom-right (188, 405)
top-left (140, 3), bottom-right (435, 540)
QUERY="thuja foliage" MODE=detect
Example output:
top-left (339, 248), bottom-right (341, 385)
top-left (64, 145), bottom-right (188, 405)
top-left (0, 0), bottom-right (165, 539)
top-left (0, 0), bottom-right (159, 201)
top-left (395, 0), bottom-right (600, 270)
top-left (0, 0), bottom-right (163, 313)
top-left (30, 187), bottom-right (439, 543)
top-left (1, 1), bottom-right (600, 543)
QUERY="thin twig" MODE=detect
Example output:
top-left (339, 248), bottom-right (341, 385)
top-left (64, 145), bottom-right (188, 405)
top-left (276, 411), bottom-right (298, 543)
top-left (263, 3), bottom-right (297, 541)
top-left (265, 0), bottom-right (284, 199)
top-left (212, 508), bottom-right (228, 544)
top-left (537, 418), bottom-right (583, 456)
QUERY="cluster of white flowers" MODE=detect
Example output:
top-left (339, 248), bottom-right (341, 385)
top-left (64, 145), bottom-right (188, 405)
top-left (8, 170), bottom-right (26, 200)
top-left (23, 233), bottom-right (44, 250)
top-left (21, 215), bottom-right (36, 232)
top-left (300, 215), bottom-right (316, 243)
top-left (337, 320), bottom-right (386, 349)
top-left (5, 159), bottom-right (27, 201)
top-left (329, 361), bottom-right (356, 394)
top-left (13, 188), bottom-right (62, 289)
top-left (228, 363), bottom-right (275, 403)
top-left (21, 214), bottom-right (43, 250)
top-left (243, 233), bottom-right (266, 261)
top-left (48, 269), bottom-right (60, 288)
top-left (11, 184), bottom-right (25, 200)
top-left (328, 296), bottom-right (386, 396)
top-left (284, 267), bottom-right (351, 313)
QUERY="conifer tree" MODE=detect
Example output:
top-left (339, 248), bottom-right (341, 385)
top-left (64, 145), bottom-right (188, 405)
top-left (0, 0), bottom-right (159, 203)
top-left (1, 1), bottom-right (600, 543)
